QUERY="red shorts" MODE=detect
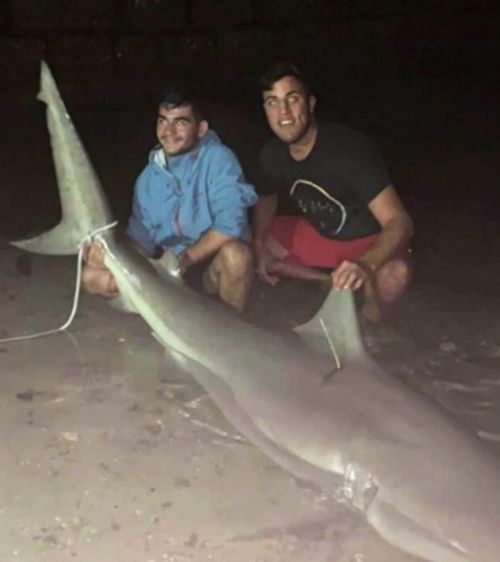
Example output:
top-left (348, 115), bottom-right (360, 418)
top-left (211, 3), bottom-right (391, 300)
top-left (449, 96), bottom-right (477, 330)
top-left (269, 216), bottom-right (379, 269)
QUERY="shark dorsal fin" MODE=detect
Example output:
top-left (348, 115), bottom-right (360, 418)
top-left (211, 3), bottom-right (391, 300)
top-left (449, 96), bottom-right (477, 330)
top-left (293, 289), bottom-right (368, 365)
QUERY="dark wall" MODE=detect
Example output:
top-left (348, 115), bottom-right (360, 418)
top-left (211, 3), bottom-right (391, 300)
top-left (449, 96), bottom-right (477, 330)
top-left (0, 0), bottom-right (499, 102)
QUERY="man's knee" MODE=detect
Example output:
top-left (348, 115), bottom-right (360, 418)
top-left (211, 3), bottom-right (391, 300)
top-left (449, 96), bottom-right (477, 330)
top-left (376, 257), bottom-right (412, 302)
top-left (218, 240), bottom-right (253, 277)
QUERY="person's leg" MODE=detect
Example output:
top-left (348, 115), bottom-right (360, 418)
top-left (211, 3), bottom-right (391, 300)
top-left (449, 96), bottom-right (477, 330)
top-left (271, 260), bottom-right (331, 282)
top-left (266, 217), bottom-right (380, 283)
top-left (265, 216), bottom-right (415, 321)
top-left (203, 240), bottom-right (254, 313)
top-left (264, 217), bottom-right (332, 282)
top-left (279, 220), bottom-right (414, 322)
top-left (362, 251), bottom-right (413, 322)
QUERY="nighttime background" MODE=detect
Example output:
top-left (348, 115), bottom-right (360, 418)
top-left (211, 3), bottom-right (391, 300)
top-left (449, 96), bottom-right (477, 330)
top-left (0, 1), bottom-right (500, 561)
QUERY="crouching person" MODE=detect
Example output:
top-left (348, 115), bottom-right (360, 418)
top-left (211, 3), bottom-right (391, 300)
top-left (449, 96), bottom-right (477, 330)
top-left (82, 85), bottom-right (257, 313)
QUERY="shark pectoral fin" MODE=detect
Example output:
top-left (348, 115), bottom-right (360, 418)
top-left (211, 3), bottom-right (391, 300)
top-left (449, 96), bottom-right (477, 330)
top-left (368, 501), bottom-right (470, 562)
top-left (293, 289), bottom-right (368, 365)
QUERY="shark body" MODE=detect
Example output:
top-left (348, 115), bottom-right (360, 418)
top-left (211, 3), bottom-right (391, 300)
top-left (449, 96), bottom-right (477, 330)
top-left (12, 62), bottom-right (500, 562)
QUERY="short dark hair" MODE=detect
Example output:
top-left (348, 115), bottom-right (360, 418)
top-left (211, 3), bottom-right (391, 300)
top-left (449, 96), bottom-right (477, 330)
top-left (260, 62), bottom-right (312, 97)
top-left (157, 85), bottom-right (204, 122)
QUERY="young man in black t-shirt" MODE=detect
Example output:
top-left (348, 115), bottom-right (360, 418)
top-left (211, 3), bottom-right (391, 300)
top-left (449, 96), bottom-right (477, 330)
top-left (253, 62), bottom-right (414, 322)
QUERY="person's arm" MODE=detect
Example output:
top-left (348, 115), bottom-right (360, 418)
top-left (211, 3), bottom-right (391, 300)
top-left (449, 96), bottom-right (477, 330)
top-left (359, 185), bottom-right (413, 270)
top-left (178, 230), bottom-right (233, 272)
top-left (178, 147), bottom-right (257, 271)
top-left (251, 193), bottom-right (282, 285)
top-left (331, 185), bottom-right (414, 291)
top-left (252, 193), bottom-right (278, 247)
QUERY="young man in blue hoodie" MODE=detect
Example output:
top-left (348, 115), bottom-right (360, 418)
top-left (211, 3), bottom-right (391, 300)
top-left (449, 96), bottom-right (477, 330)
top-left (83, 87), bottom-right (257, 312)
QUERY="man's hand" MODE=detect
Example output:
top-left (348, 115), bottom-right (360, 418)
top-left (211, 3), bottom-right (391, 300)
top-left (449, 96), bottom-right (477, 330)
top-left (83, 241), bottom-right (107, 269)
top-left (331, 260), bottom-right (373, 292)
top-left (255, 243), bottom-right (280, 286)
top-left (178, 251), bottom-right (194, 275)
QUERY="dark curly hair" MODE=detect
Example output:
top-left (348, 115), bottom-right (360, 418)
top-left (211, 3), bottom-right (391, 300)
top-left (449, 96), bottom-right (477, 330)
top-left (260, 62), bottom-right (311, 97)
top-left (157, 85), bottom-right (204, 122)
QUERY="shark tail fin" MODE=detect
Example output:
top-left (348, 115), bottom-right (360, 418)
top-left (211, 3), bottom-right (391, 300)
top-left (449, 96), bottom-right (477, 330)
top-left (11, 61), bottom-right (114, 256)
top-left (293, 289), bottom-right (368, 366)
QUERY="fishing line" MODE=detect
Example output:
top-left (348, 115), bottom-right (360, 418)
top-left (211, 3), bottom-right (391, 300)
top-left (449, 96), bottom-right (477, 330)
top-left (319, 317), bottom-right (341, 370)
top-left (0, 221), bottom-right (118, 343)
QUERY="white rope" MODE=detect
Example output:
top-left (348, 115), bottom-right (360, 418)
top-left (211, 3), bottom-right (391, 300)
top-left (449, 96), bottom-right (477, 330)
top-left (319, 317), bottom-right (341, 370)
top-left (0, 221), bottom-right (118, 344)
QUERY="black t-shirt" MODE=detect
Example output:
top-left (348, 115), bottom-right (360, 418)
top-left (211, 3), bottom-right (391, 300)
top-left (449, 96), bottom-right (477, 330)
top-left (256, 122), bottom-right (391, 241)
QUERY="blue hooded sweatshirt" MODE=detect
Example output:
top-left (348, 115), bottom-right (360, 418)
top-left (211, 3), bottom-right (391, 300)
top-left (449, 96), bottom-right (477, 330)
top-left (127, 130), bottom-right (257, 257)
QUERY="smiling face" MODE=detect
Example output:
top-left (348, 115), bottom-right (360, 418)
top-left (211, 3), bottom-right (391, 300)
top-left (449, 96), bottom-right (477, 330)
top-left (156, 103), bottom-right (208, 157)
top-left (262, 75), bottom-right (316, 146)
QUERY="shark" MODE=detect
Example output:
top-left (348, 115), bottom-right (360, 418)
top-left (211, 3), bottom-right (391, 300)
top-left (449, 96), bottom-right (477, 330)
top-left (11, 61), bottom-right (500, 562)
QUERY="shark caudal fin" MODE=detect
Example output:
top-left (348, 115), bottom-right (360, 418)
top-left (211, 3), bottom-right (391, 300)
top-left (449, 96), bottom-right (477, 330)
top-left (294, 289), bottom-right (369, 366)
top-left (11, 61), bottom-right (114, 255)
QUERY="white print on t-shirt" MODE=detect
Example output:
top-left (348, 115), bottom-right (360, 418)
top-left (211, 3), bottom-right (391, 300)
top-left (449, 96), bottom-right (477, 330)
top-left (290, 179), bottom-right (347, 235)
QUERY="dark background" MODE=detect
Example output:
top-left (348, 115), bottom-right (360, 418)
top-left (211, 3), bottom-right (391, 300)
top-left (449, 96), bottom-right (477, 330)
top-left (1, 1), bottom-right (499, 211)
top-left (1, 0), bottom-right (499, 102)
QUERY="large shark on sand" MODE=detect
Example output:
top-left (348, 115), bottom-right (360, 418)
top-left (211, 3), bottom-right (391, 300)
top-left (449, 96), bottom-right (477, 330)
top-left (12, 61), bottom-right (500, 562)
